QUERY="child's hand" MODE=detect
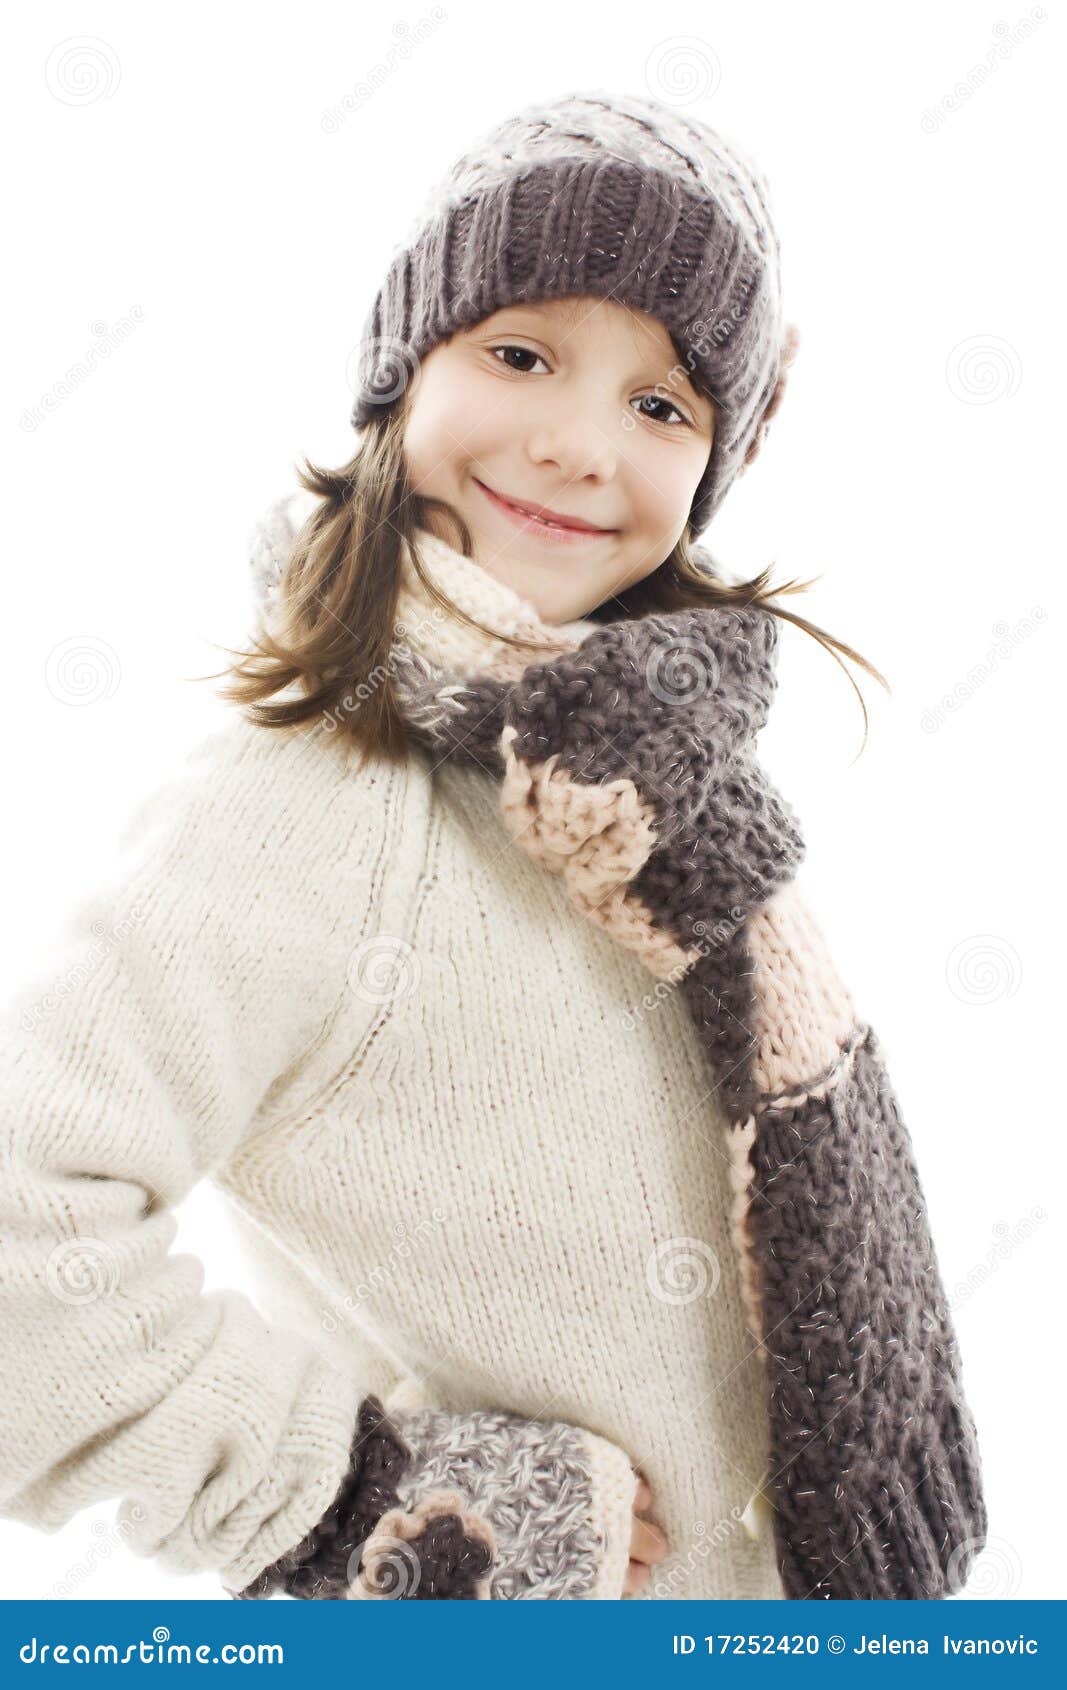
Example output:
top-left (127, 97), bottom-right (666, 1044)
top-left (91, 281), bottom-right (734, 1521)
top-left (623, 1470), bottom-right (669, 1596)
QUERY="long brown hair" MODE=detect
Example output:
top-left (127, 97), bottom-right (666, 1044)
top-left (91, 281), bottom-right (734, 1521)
top-left (209, 324), bottom-right (888, 770)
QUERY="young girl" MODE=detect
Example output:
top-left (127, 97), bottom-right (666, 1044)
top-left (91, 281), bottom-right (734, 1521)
top-left (0, 90), bottom-right (986, 1603)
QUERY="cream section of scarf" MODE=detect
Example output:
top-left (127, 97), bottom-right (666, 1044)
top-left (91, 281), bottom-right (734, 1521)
top-left (392, 524), bottom-right (601, 675)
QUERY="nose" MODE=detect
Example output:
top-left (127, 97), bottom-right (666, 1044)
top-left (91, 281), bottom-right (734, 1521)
top-left (524, 404), bottom-right (621, 488)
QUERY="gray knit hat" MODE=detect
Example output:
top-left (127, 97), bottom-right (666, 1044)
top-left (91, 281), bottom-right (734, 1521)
top-left (348, 89), bottom-right (790, 536)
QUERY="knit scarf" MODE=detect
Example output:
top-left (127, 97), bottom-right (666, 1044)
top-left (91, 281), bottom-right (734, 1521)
top-left (258, 512), bottom-right (989, 1601)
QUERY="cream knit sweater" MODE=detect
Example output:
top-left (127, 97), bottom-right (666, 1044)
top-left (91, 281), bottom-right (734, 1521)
top-left (0, 510), bottom-right (784, 1601)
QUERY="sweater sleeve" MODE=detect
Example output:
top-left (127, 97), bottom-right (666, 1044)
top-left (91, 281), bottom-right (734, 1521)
top-left (0, 715), bottom-right (392, 1593)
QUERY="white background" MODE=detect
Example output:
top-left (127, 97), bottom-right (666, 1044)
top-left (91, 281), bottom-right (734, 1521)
top-left (2, 0), bottom-right (1062, 1600)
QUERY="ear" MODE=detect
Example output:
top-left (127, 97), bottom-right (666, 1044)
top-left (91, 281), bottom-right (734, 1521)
top-left (740, 321), bottom-right (800, 474)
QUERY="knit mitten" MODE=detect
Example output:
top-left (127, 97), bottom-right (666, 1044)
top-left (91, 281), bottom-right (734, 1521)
top-left (229, 1395), bottom-right (637, 1600)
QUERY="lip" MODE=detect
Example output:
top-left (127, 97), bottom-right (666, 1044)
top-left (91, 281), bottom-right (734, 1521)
top-left (474, 477), bottom-right (617, 542)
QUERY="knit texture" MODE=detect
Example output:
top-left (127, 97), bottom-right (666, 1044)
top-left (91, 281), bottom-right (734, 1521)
top-left (347, 517), bottom-right (989, 1600)
top-left (232, 1394), bottom-right (636, 1599)
top-left (0, 499), bottom-right (785, 1599)
top-left (348, 88), bottom-right (787, 535)
top-left (234, 1394), bottom-right (411, 1600)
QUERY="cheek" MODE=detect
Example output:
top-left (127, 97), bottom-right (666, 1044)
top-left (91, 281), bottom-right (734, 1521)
top-left (622, 450), bottom-right (693, 530)
top-left (402, 392), bottom-right (455, 489)
top-left (623, 434), bottom-right (711, 531)
top-left (407, 392), bottom-right (510, 496)
top-left (402, 359), bottom-right (486, 486)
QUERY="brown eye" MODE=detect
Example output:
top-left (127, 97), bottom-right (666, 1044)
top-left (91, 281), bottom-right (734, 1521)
top-left (633, 393), bottom-right (688, 427)
top-left (490, 345), bottom-right (548, 374)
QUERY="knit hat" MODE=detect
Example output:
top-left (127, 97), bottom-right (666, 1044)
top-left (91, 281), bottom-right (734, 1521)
top-left (348, 89), bottom-right (790, 536)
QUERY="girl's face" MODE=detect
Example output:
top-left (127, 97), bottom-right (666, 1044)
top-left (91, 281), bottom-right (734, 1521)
top-left (400, 294), bottom-right (715, 623)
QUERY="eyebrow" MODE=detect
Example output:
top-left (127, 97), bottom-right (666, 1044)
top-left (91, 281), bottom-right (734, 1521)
top-left (480, 305), bottom-right (709, 411)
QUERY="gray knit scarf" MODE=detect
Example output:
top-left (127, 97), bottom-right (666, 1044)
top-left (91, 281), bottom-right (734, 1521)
top-left (254, 510), bottom-right (989, 1601)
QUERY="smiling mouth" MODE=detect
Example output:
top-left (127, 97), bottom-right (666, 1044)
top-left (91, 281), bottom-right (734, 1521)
top-left (473, 478), bottom-right (617, 535)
